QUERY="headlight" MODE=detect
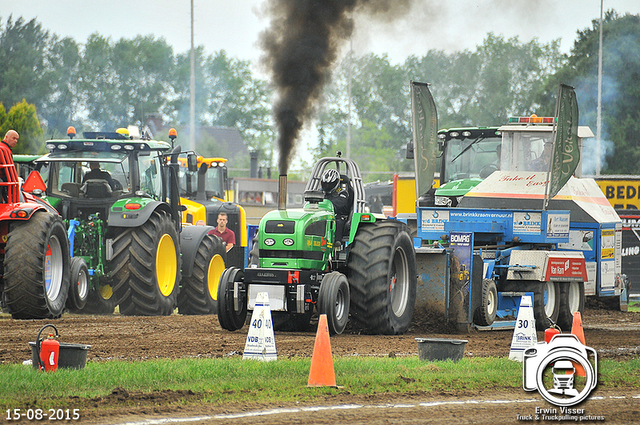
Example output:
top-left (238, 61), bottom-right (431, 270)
top-left (264, 238), bottom-right (275, 246)
top-left (283, 238), bottom-right (294, 246)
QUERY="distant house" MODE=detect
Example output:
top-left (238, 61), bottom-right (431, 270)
top-left (144, 113), bottom-right (249, 166)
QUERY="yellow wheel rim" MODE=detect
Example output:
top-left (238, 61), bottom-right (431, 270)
top-left (156, 234), bottom-right (177, 296)
top-left (208, 254), bottom-right (225, 301)
top-left (99, 284), bottom-right (113, 300)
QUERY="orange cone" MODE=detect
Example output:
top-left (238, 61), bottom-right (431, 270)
top-left (307, 314), bottom-right (336, 387)
top-left (570, 311), bottom-right (586, 377)
top-left (571, 311), bottom-right (586, 345)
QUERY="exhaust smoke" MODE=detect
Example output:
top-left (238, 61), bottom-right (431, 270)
top-left (260, 0), bottom-right (414, 175)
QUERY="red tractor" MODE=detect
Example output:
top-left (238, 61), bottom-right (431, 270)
top-left (0, 148), bottom-right (71, 319)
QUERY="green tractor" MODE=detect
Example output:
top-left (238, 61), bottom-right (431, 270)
top-left (217, 155), bottom-right (417, 335)
top-left (22, 127), bottom-right (227, 316)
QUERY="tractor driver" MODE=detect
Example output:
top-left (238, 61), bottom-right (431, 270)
top-left (321, 169), bottom-right (350, 244)
top-left (83, 162), bottom-right (117, 190)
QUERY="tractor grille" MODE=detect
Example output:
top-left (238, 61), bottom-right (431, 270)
top-left (261, 249), bottom-right (323, 260)
top-left (265, 220), bottom-right (295, 234)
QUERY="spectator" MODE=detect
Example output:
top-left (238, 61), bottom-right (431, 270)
top-left (211, 212), bottom-right (236, 252)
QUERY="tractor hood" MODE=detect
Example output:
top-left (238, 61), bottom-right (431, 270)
top-left (257, 200), bottom-right (336, 269)
top-left (436, 178), bottom-right (483, 197)
top-left (458, 170), bottom-right (620, 224)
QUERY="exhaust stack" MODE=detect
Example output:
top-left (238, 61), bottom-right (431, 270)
top-left (278, 174), bottom-right (287, 210)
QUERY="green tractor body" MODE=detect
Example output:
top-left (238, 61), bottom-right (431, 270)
top-left (20, 128), bottom-right (227, 316)
top-left (217, 156), bottom-right (417, 335)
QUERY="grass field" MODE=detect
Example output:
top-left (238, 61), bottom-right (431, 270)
top-left (1, 356), bottom-right (638, 411)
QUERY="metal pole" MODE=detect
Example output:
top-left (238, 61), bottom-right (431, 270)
top-left (596, 0), bottom-right (603, 175)
top-left (190, 0), bottom-right (196, 152)
top-left (346, 40), bottom-right (352, 159)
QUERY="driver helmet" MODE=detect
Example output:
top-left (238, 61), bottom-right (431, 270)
top-left (321, 169), bottom-right (340, 193)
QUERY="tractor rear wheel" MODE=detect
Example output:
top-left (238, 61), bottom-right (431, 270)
top-left (557, 281), bottom-right (585, 331)
top-left (3, 212), bottom-right (71, 319)
top-left (178, 235), bottom-right (227, 315)
top-left (217, 267), bottom-right (247, 331)
top-left (347, 221), bottom-right (417, 334)
top-left (112, 210), bottom-right (180, 316)
top-left (66, 257), bottom-right (89, 311)
top-left (318, 271), bottom-right (350, 335)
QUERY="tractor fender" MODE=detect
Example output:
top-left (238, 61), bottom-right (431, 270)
top-left (0, 201), bottom-right (51, 221)
top-left (180, 224), bottom-right (217, 278)
top-left (108, 200), bottom-right (171, 228)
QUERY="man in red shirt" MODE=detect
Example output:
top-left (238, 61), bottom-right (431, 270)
top-left (0, 130), bottom-right (19, 202)
top-left (211, 212), bottom-right (236, 252)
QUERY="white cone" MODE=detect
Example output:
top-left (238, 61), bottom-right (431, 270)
top-left (243, 292), bottom-right (277, 361)
top-left (508, 294), bottom-right (537, 362)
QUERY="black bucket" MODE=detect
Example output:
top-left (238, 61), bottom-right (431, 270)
top-left (29, 324), bottom-right (91, 370)
top-left (29, 341), bottom-right (91, 370)
top-left (415, 338), bottom-right (467, 362)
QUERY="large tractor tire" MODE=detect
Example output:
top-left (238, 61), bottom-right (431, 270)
top-left (318, 271), bottom-right (350, 335)
top-left (178, 235), bottom-right (227, 315)
top-left (3, 212), bottom-right (71, 319)
top-left (111, 210), bottom-right (180, 316)
top-left (217, 267), bottom-right (247, 331)
top-left (347, 221), bottom-right (417, 335)
top-left (556, 281), bottom-right (585, 331)
top-left (66, 257), bottom-right (89, 311)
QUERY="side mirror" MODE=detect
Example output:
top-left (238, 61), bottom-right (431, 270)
top-left (405, 141), bottom-right (414, 159)
top-left (187, 154), bottom-right (198, 173)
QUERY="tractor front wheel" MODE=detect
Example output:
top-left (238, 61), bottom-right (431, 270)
top-left (3, 212), bottom-right (71, 319)
top-left (347, 221), bottom-right (417, 335)
top-left (217, 267), bottom-right (247, 331)
top-left (112, 210), bottom-right (180, 316)
top-left (66, 257), bottom-right (89, 311)
top-left (318, 271), bottom-right (350, 335)
top-left (178, 235), bottom-right (227, 315)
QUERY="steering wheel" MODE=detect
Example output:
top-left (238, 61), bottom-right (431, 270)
top-left (479, 164), bottom-right (498, 179)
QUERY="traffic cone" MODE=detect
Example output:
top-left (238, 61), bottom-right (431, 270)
top-left (571, 311), bottom-right (586, 345)
top-left (570, 311), bottom-right (586, 377)
top-left (307, 314), bottom-right (336, 387)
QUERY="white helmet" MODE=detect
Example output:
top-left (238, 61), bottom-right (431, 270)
top-left (321, 169), bottom-right (340, 193)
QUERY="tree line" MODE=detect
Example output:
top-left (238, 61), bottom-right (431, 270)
top-left (1, 11), bottom-right (638, 177)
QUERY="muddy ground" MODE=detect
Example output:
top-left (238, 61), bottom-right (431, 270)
top-left (1, 305), bottom-right (638, 424)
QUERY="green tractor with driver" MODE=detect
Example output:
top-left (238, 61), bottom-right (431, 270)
top-left (217, 155), bottom-right (417, 335)
top-left (20, 127), bottom-right (227, 316)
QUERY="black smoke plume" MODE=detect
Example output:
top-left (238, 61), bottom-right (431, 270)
top-left (260, 0), bottom-right (413, 174)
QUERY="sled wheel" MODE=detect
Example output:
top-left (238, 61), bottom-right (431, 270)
top-left (556, 281), bottom-right (585, 331)
top-left (474, 278), bottom-right (498, 326)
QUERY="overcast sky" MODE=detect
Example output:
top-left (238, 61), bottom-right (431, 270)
top-left (2, 0), bottom-right (639, 66)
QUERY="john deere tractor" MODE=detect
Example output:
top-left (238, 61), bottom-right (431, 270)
top-left (22, 127), bottom-right (227, 316)
top-left (217, 155), bottom-right (417, 335)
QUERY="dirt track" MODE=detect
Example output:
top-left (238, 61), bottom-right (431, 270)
top-left (1, 307), bottom-right (638, 424)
